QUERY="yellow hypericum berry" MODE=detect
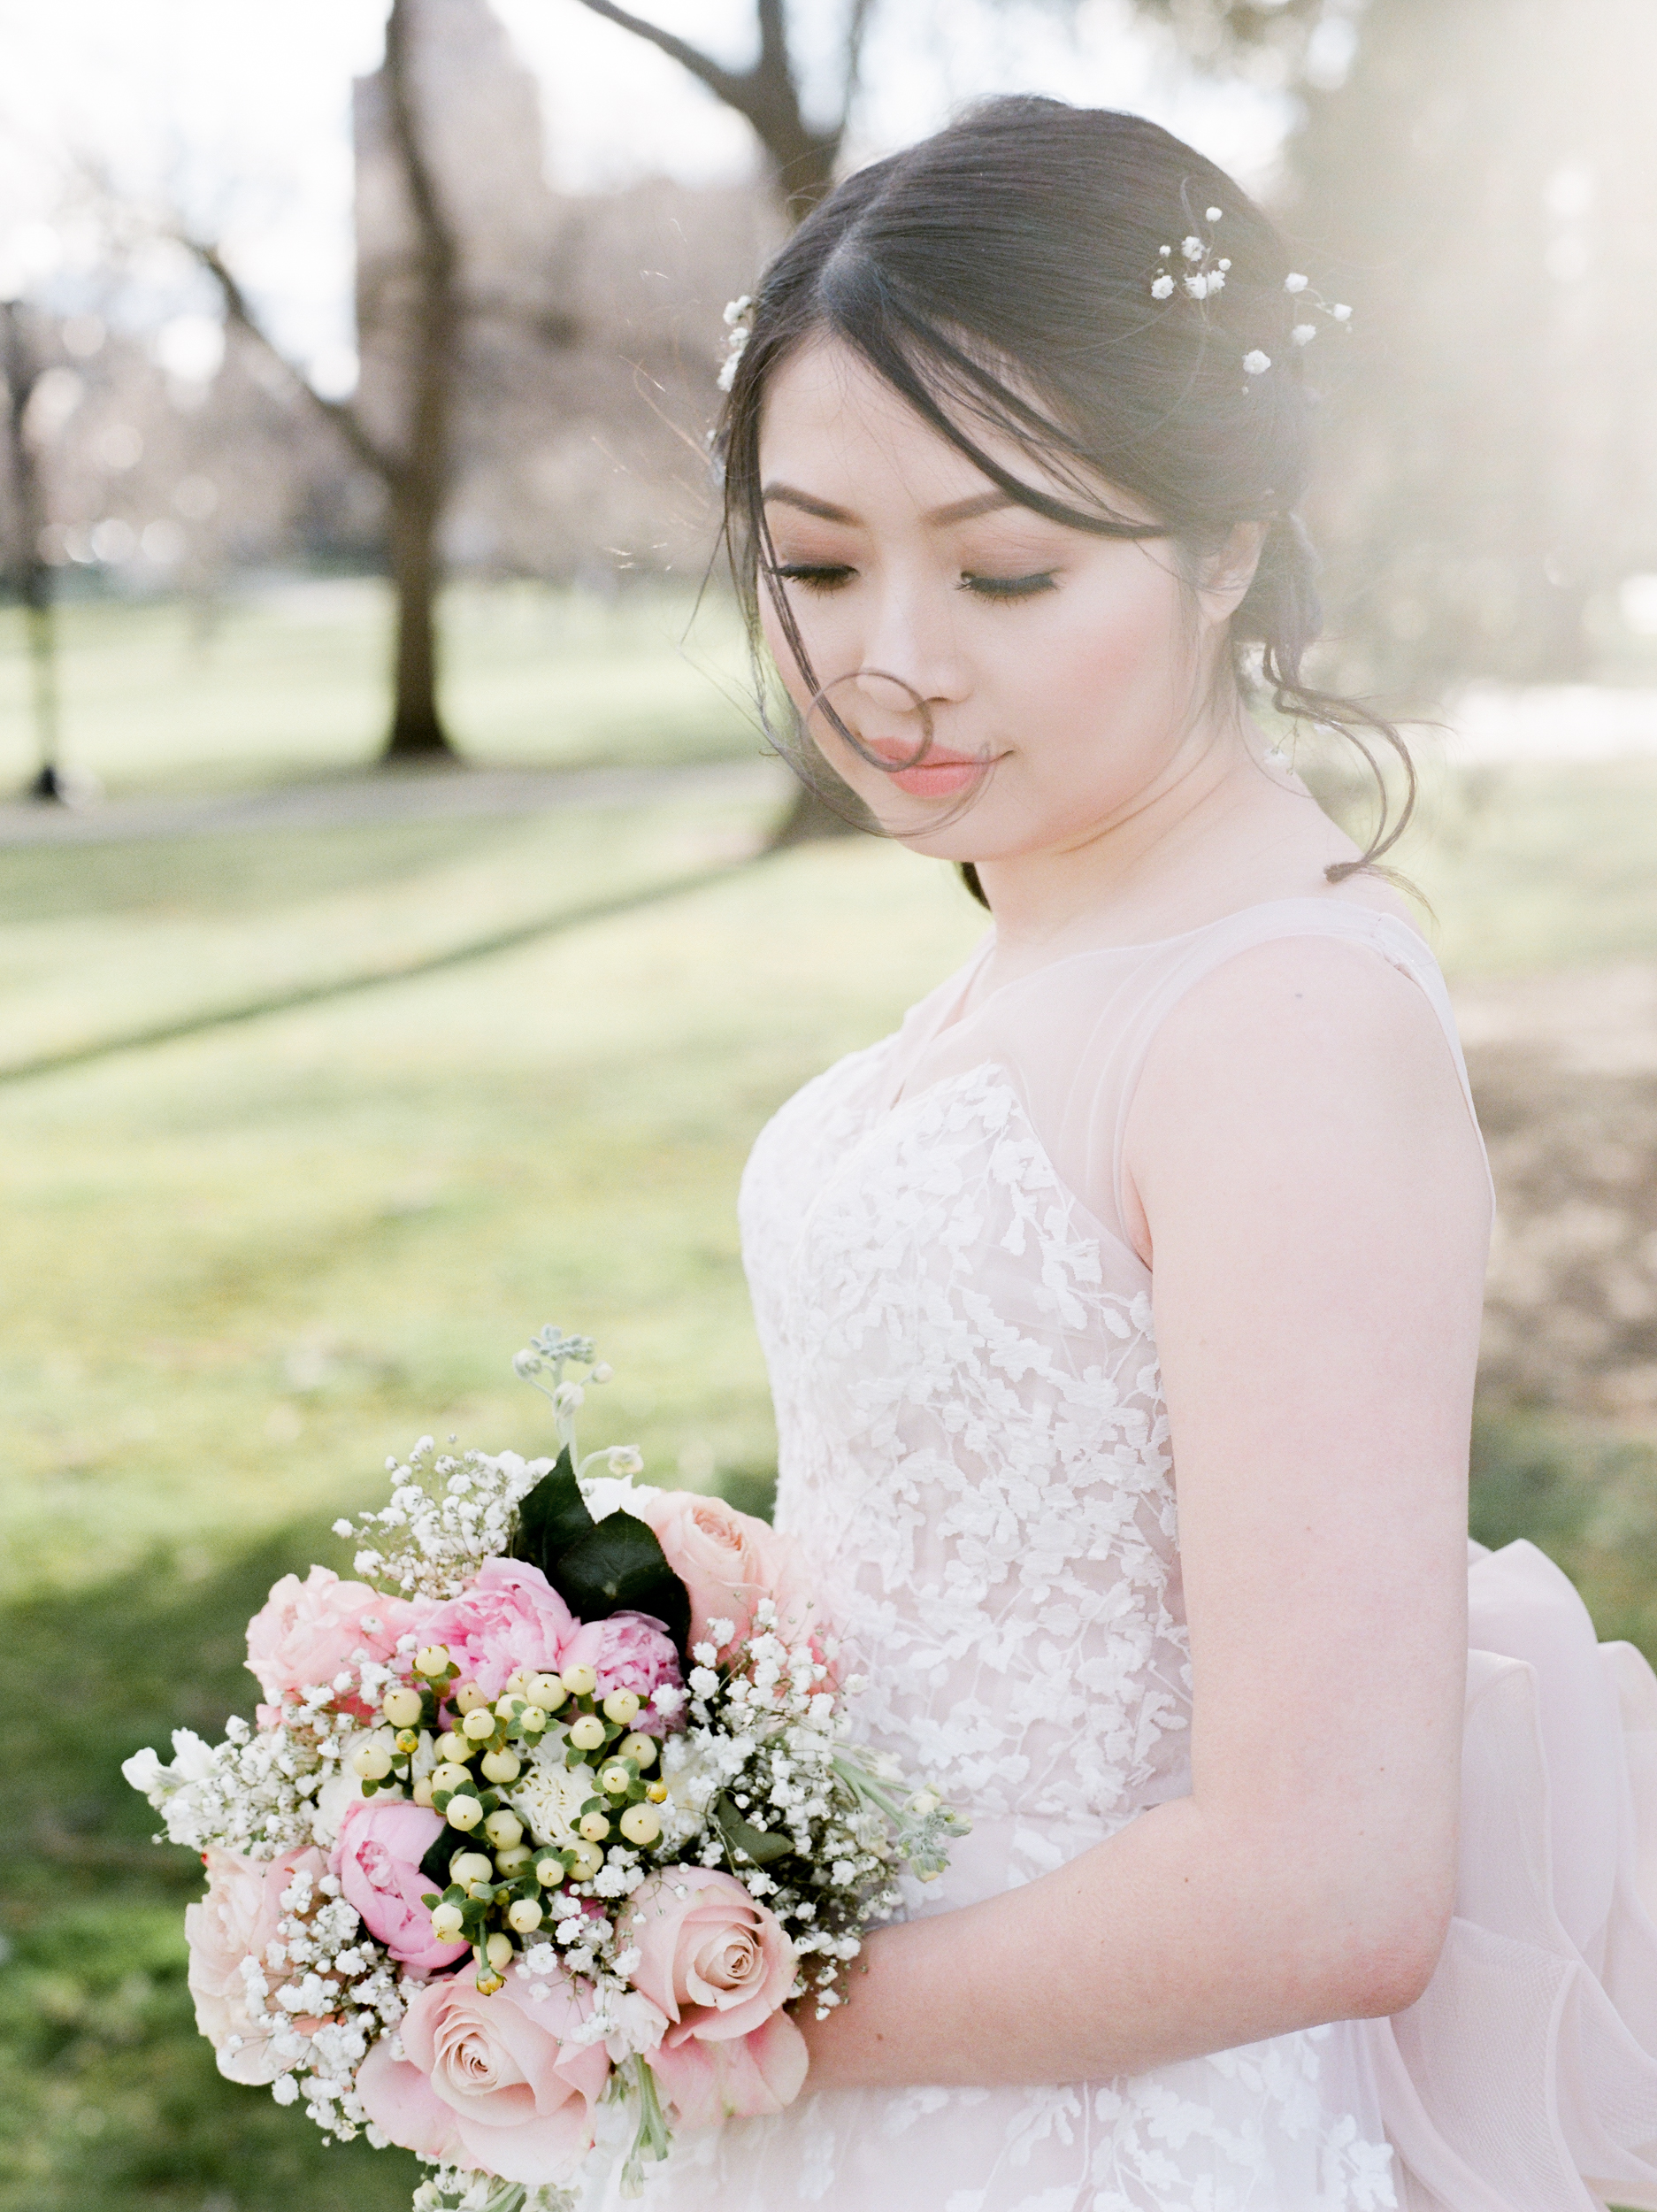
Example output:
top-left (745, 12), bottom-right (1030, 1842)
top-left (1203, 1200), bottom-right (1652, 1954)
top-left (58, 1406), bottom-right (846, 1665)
top-left (480, 1747), bottom-right (521, 1785)
top-left (578, 1812), bottom-right (610, 1842)
top-left (602, 1690), bottom-right (641, 1725)
top-left (518, 1706), bottom-right (548, 1733)
top-left (412, 1775), bottom-right (435, 1808)
top-left (431, 1762), bottom-right (472, 1794)
top-left (534, 1857), bottom-right (564, 1886)
top-left (434, 1731), bottom-right (471, 1763)
top-left (618, 1803), bottom-right (662, 1846)
top-left (483, 1809), bottom-right (523, 1850)
top-left (559, 1663), bottom-right (598, 1699)
top-left (618, 1732), bottom-right (657, 1768)
top-left (507, 1898), bottom-right (542, 1933)
top-left (567, 1714), bottom-right (606, 1752)
top-left (495, 1844), bottom-right (532, 1874)
top-left (504, 1669), bottom-right (533, 1695)
top-left (567, 1840), bottom-right (603, 1880)
top-left (413, 1644), bottom-right (451, 1678)
top-left (484, 1932), bottom-right (514, 1969)
top-left (382, 1686), bottom-right (424, 1729)
top-left (454, 1682), bottom-right (489, 1714)
top-left (352, 1742), bottom-right (393, 1780)
top-left (494, 1694), bottom-right (519, 1721)
top-left (600, 1763), bottom-right (632, 1796)
top-left (446, 1794), bottom-right (484, 1832)
top-left (645, 1781), bottom-right (669, 1803)
top-left (462, 1709), bottom-right (496, 1742)
top-left (527, 1674), bottom-right (566, 1709)
top-left (395, 1727), bottom-right (420, 1755)
top-left (450, 1851), bottom-right (494, 1886)
top-left (429, 1902), bottom-right (464, 1940)
top-left (475, 1968), bottom-right (505, 1994)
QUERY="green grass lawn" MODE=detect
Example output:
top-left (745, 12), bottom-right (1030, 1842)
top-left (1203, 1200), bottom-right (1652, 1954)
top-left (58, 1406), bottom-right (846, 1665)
top-left (0, 579), bottom-right (756, 797)
top-left (7, 634), bottom-right (1657, 2206)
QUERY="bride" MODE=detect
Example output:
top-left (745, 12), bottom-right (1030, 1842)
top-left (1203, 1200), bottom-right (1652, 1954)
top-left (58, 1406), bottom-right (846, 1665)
top-left (622, 96), bottom-right (1657, 2209)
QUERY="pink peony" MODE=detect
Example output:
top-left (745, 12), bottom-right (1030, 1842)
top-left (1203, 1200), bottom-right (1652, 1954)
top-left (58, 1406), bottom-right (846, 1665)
top-left (420, 1558), bottom-right (576, 1701)
top-left (622, 1865), bottom-right (795, 2046)
top-left (185, 1843), bottom-right (327, 2085)
top-left (634, 1490), bottom-right (816, 1660)
top-left (647, 2010), bottom-right (808, 2125)
top-left (356, 1963), bottom-right (610, 2185)
top-left (332, 1797), bottom-right (467, 1974)
top-left (245, 1566), bottom-right (428, 1707)
top-left (556, 1609), bottom-right (682, 1736)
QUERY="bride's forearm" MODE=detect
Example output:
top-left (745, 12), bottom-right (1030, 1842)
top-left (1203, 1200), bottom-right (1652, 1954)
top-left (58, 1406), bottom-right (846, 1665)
top-left (794, 1794), bottom-right (1447, 2090)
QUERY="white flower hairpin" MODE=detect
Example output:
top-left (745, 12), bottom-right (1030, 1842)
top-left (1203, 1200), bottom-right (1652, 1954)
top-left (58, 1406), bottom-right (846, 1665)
top-left (1146, 206), bottom-right (1354, 384)
top-left (717, 294), bottom-right (756, 393)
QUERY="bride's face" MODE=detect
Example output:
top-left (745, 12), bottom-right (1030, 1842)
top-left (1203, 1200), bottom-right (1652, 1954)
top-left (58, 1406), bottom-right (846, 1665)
top-left (755, 334), bottom-right (1245, 864)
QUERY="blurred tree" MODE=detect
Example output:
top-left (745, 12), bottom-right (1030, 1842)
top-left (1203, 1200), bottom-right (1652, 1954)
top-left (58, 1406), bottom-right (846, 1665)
top-left (0, 304), bottom-right (65, 801)
top-left (1281, 0), bottom-right (1657, 702)
top-left (190, 0), bottom-right (472, 760)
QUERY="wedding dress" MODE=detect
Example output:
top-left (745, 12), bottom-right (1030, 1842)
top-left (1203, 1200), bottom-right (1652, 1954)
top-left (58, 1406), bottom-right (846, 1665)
top-left (626, 896), bottom-right (1657, 2212)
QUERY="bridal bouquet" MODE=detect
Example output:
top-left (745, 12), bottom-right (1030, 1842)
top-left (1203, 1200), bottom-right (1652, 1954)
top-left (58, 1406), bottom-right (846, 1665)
top-left (125, 1328), bottom-right (963, 2211)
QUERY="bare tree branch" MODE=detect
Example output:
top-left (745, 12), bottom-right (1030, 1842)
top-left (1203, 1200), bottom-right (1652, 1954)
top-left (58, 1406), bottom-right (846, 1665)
top-left (185, 237), bottom-right (402, 482)
top-left (565, 0), bottom-right (754, 110)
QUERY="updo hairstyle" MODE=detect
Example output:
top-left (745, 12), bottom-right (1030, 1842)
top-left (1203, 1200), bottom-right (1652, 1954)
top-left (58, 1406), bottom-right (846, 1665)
top-left (713, 95), bottom-right (1413, 904)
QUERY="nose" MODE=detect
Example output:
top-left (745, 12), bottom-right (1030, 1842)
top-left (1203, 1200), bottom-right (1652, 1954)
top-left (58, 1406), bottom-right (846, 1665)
top-left (854, 573), bottom-right (970, 724)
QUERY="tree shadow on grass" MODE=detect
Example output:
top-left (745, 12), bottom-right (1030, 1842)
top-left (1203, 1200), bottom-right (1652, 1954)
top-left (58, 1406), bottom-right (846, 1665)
top-left (2, 1522), bottom-right (423, 2211)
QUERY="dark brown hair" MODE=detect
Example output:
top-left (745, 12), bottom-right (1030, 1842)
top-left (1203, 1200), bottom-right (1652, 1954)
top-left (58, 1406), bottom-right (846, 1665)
top-left (714, 95), bottom-right (1414, 906)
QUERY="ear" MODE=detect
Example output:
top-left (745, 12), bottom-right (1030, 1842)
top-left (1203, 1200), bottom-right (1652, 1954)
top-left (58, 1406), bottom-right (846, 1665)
top-left (1196, 522), bottom-right (1266, 621)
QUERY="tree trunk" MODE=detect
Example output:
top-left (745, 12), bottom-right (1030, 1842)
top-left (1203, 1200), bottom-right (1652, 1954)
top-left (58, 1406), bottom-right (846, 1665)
top-left (384, 465), bottom-right (450, 757)
top-left (2, 303), bottom-right (65, 799)
top-left (377, 0), bottom-right (459, 764)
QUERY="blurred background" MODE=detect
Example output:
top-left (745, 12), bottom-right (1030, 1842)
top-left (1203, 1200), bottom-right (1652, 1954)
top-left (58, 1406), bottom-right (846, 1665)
top-left (4, 1), bottom-right (1657, 2204)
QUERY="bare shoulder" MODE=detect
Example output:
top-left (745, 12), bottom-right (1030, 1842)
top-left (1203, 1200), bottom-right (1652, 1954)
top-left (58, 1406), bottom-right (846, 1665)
top-left (1121, 929), bottom-right (1488, 1256)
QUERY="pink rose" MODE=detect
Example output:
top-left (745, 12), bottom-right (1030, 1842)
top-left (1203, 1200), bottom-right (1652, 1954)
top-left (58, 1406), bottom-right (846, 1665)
top-left (356, 1964), bottom-right (610, 2185)
top-left (245, 1567), bottom-right (428, 1707)
top-left (556, 1609), bottom-right (682, 1736)
top-left (634, 1492), bottom-right (815, 1659)
top-left (623, 1866), bottom-right (795, 2046)
top-left (185, 1843), bottom-right (327, 2084)
top-left (420, 1558), bottom-right (576, 1701)
top-left (332, 1797), bottom-right (467, 1974)
top-left (647, 2010), bottom-right (808, 2125)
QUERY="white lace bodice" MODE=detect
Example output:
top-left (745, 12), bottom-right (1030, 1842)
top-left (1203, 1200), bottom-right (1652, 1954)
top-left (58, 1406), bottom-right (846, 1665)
top-left (614, 901), bottom-right (1500, 2211)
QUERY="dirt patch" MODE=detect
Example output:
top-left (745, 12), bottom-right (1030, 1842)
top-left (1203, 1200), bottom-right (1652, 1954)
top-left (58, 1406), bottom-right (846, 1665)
top-left (1459, 966), bottom-right (1657, 1417)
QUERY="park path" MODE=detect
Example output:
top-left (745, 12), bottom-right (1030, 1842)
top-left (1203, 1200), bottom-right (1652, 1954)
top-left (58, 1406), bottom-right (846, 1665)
top-left (0, 756), bottom-right (784, 847)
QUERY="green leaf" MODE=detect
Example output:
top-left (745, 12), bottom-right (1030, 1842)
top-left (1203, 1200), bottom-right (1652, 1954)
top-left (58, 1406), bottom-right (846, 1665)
top-left (510, 1445), bottom-right (594, 1580)
top-left (712, 1792), bottom-right (792, 1865)
top-left (553, 1514), bottom-right (691, 1651)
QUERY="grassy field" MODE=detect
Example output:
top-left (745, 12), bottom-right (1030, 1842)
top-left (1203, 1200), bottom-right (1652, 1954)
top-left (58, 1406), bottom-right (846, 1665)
top-left (0, 579), bottom-right (756, 796)
top-left (6, 589), bottom-right (1657, 2208)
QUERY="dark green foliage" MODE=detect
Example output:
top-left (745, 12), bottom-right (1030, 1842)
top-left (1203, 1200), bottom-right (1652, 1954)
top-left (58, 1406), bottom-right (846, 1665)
top-left (510, 1449), bottom-right (692, 1654)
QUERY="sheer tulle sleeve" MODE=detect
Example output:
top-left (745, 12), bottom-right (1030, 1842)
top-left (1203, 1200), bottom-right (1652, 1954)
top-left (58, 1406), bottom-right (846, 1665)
top-left (1359, 1538), bottom-right (1657, 2211)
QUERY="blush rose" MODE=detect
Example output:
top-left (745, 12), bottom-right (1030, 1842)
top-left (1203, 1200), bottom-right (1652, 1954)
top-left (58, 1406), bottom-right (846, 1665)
top-left (244, 1567), bottom-right (429, 1708)
top-left (633, 1492), bottom-right (813, 1659)
top-left (623, 1865), bottom-right (796, 2045)
top-left (331, 1797), bottom-right (467, 1973)
top-left (185, 1843), bottom-right (326, 2085)
top-left (356, 1964), bottom-right (610, 2185)
top-left (419, 1558), bottom-right (576, 1701)
top-left (647, 2009), bottom-right (809, 2125)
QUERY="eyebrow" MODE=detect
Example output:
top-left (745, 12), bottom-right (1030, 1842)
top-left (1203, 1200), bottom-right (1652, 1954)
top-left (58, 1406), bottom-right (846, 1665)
top-left (761, 482), bottom-right (1017, 528)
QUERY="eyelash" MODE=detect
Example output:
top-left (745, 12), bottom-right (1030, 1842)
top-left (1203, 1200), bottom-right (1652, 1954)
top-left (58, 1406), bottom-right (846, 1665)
top-left (771, 564), bottom-right (1058, 603)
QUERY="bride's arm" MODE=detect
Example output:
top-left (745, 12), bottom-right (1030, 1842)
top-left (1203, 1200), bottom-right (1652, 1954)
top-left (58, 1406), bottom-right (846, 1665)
top-left (796, 935), bottom-right (1490, 2089)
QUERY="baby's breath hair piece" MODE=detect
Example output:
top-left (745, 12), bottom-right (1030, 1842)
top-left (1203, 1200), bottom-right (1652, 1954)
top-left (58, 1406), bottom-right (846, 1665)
top-left (1282, 269), bottom-right (1354, 351)
top-left (717, 295), bottom-right (756, 392)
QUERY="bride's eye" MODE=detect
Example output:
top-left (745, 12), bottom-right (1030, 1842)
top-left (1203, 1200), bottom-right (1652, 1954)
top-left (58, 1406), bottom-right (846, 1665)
top-left (772, 563), bottom-right (855, 593)
top-left (959, 571), bottom-right (1058, 601)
